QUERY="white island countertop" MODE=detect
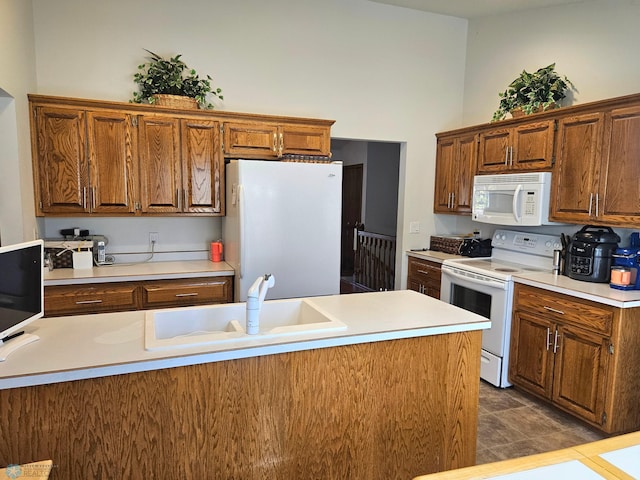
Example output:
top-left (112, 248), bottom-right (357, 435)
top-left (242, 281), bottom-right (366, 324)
top-left (0, 290), bottom-right (489, 390)
top-left (44, 260), bottom-right (234, 286)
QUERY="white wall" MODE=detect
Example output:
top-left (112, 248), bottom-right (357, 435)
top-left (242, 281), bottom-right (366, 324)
top-left (28, 0), bottom-right (469, 283)
top-left (0, 0), bottom-right (37, 245)
top-left (463, 0), bottom-right (640, 126)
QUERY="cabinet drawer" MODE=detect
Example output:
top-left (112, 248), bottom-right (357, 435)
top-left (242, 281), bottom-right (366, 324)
top-left (515, 284), bottom-right (614, 335)
top-left (408, 257), bottom-right (442, 289)
top-left (141, 277), bottom-right (232, 308)
top-left (45, 283), bottom-right (140, 316)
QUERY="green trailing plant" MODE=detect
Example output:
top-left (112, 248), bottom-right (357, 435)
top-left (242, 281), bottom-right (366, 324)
top-left (131, 49), bottom-right (223, 109)
top-left (491, 63), bottom-right (575, 122)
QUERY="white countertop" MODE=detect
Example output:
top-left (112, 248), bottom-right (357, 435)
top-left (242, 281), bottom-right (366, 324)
top-left (0, 290), bottom-right (489, 389)
top-left (514, 271), bottom-right (640, 308)
top-left (44, 260), bottom-right (234, 285)
top-left (407, 250), bottom-right (462, 263)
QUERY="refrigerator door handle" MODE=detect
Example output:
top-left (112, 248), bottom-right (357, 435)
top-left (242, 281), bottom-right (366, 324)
top-left (238, 184), bottom-right (245, 280)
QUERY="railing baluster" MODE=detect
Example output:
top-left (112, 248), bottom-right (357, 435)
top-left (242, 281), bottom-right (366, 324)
top-left (354, 230), bottom-right (396, 291)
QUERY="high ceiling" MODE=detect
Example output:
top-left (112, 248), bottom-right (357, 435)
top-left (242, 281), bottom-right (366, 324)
top-left (368, 0), bottom-right (589, 18)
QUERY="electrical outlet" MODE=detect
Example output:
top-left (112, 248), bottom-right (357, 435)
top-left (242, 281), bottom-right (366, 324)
top-left (473, 229), bottom-right (482, 239)
top-left (409, 221), bottom-right (420, 234)
top-left (149, 232), bottom-right (159, 245)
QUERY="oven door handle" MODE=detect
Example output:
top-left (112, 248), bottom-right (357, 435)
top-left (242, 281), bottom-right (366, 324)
top-left (441, 268), bottom-right (508, 290)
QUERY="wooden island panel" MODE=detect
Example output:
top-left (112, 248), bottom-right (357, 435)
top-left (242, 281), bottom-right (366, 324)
top-left (0, 331), bottom-right (482, 479)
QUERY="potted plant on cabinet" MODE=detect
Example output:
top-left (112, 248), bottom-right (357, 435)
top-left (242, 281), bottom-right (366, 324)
top-left (491, 63), bottom-right (575, 122)
top-left (131, 49), bottom-right (223, 109)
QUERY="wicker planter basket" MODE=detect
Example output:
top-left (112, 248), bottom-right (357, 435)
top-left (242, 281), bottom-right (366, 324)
top-left (510, 102), bottom-right (557, 118)
top-left (152, 94), bottom-right (198, 109)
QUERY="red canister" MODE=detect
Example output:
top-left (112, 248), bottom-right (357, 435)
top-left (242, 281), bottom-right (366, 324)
top-left (210, 242), bottom-right (223, 262)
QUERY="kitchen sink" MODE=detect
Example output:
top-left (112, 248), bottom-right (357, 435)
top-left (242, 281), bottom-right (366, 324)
top-left (144, 299), bottom-right (347, 350)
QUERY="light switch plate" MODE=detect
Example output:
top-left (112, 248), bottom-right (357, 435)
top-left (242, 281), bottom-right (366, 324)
top-left (409, 221), bottom-right (420, 234)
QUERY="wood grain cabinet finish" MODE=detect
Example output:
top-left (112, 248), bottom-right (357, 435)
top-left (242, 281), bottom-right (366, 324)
top-left (509, 284), bottom-right (640, 434)
top-left (29, 95), bottom-right (334, 217)
top-left (45, 276), bottom-right (233, 317)
top-left (550, 105), bottom-right (640, 225)
top-left (477, 120), bottom-right (555, 173)
top-left (407, 256), bottom-right (442, 299)
top-left (434, 133), bottom-right (477, 214)
top-left (44, 282), bottom-right (140, 316)
top-left (0, 332), bottom-right (482, 479)
top-left (141, 277), bottom-right (232, 308)
top-left (223, 120), bottom-right (331, 159)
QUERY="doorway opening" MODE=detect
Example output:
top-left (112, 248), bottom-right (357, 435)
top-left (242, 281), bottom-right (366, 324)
top-left (332, 139), bottom-right (400, 293)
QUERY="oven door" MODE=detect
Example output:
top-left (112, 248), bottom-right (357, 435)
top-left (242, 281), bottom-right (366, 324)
top-left (440, 264), bottom-right (514, 387)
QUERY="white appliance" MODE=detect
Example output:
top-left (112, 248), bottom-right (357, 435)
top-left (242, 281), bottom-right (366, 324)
top-left (223, 159), bottom-right (342, 302)
top-left (440, 229), bottom-right (562, 388)
top-left (472, 172), bottom-right (555, 226)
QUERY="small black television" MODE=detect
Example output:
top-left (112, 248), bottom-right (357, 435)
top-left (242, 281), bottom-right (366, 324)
top-left (0, 239), bottom-right (43, 361)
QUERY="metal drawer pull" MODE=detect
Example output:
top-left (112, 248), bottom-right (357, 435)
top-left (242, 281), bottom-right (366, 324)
top-left (175, 293), bottom-right (198, 297)
top-left (416, 269), bottom-right (430, 275)
top-left (76, 299), bottom-right (103, 304)
top-left (543, 305), bottom-right (565, 315)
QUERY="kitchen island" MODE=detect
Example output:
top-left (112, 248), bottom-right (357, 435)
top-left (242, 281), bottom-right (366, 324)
top-left (0, 290), bottom-right (489, 479)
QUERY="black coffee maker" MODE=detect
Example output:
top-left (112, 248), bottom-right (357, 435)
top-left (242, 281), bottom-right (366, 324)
top-left (565, 226), bottom-right (620, 283)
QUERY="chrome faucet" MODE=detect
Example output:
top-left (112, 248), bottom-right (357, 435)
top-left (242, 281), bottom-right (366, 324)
top-left (246, 274), bottom-right (275, 335)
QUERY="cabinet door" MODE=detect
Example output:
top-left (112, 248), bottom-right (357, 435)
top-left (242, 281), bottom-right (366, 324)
top-left (33, 106), bottom-right (89, 214)
top-left (280, 124), bottom-right (331, 157)
top-left (477, 128), bottom-right (510, 172)
top-left (141, 277), bottom-right (233, 308)
top-left (434, 134), bottom-right (477, 214)
top-left (181, 119), bottom-right (224, 214)
top-left (223, 121), bottom-right (279, 158)
top-left (434, 137), bottom-right (455, 213)
top-left (550, 112), bottom-right (604, 223)
top-left (138, 115), bottom-right (182, 213)
top-left (451, 134), bottom-right (477, 214)
top-left (598, 106), bottom-right (640, 224)
top-left (552, 323), bottom-right (609, 425)
top-left (509, 311), bottom-right (555, 399)
top-left (512, 120), bottom-right (555, 170)
top-left (86, 111), bottom-right (138, 214)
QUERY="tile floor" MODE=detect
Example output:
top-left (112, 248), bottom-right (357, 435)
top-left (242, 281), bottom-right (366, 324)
top-left (476, 380), bottom-right (608, 465)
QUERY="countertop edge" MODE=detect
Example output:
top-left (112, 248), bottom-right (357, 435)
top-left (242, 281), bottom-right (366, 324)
top-left (0, 320), bottom-right (490, 390)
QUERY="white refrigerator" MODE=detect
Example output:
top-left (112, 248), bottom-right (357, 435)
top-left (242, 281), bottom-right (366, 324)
top-left (222, 159), bottom-right (342, 302)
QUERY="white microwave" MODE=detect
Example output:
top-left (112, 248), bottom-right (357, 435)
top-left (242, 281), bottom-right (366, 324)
top-left (472, 172), bottom-right (555, 226)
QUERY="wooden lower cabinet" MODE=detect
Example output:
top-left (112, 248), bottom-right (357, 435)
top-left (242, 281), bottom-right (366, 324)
top-left (45, 276), bottom-right (233, 316)
top-left (407, 256), bottom-right (442, 299)
top-left (0, 332), bottom-right (482, 479)
top-left (509, 284), bottom-right (640, 434)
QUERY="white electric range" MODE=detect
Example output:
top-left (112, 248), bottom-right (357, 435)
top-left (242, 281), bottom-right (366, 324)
top-left (440, 230), bottom-right (563, 388)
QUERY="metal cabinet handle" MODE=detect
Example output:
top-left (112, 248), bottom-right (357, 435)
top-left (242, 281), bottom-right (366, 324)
top-left (184, 190), bottom-right (188, 211)
top-left (91, 186), bottom-right (96, 210)
top-left (510, 145), bottom-right (513, 166)
top-left (553, 330), bottom-right (560, 354)
top-left (417, 269), bottom-right (430, 275)
top-left (76, 299), bottom-right (103, 305)
top-left (546, 327), bottom-right (552, 351)
top-left (82, 187), bottom-right (87, 209)
top-left (543, 305), bottom-right (565, 315)
top-left (504, 146), bottom-right (509, 166)
top-left (175, 293), bottom-right (198, 297)
top-left (595, 193), bottom-right (599, 217)
top-left (451, 192), bottom-right (455, 208)
top-left (588, 193), bottom-right (594, 216)
top-left (272, 133), bottom-right (277, 152)
top-left (279, 133), bottom-right (284, 157)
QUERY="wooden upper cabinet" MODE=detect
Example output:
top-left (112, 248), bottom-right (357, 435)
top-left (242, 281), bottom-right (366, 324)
top-left (223, 121), bottom-right (279, 158)
top-left (30, 94), bottom-right (333, 217)
top-left (597, 106), bottom-right (640, 224)
top-left (32, 106), bottom-right (89, 214)
top-left (279, 123), bottom-right (330, 157)
top-left (434, 132), bottom-right (477, 214)
top-left (549, 112), bottom-right (605, 223)
top-left (477, 120), bottom-right (555, 173)
top-left (181, 119), bottom-right (224, 214)
top-left (223, 120), bottom-right (331, 159)
top-left (138, 114), bottom-right (182, 213)
top-left (86, 111), bottom-right (138, 214)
